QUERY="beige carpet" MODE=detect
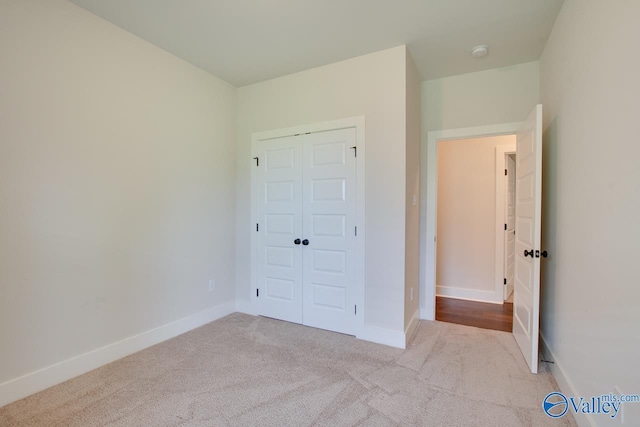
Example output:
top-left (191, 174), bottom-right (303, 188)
top-left (0, 314), bottom-right (576, 426)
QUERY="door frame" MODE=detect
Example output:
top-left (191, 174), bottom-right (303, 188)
top-left (495, 145), bottom-right (517, 303)
top-left (250, 116), bottom-right (366, 336)
top-left (420, 122), bottom-right (521, 320)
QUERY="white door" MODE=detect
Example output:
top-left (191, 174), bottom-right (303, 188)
top-left (513, 104), bottom-right (543, 374)
top-left (256, 135), bottom-right (304, 323)
top-left (302, 128), bottom-right (357, 335)
top-left (504, 154), bottom-right (516, 300)
top-left (255, 128), bottom-right (358, 336)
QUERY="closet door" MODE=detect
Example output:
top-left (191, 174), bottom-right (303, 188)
top-left (256, 135), bottom-right (304, 323)
top-left (301, 128), bottom-right (357, 335)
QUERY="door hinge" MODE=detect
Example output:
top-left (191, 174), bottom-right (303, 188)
top-left (354, 305), bottom-right (357, 315)
top-left (504, 223), bottom-right (507, 231)
top-left (504, 278), bottom-right (507, 285)
top-left (505, 169), bottom-right (508, 176)
top-left (350, 146), bottom-right (357, 157)
top-left (256, 223), bottom-right (259, 232)
top-left (256, 289), bottom-right (259, 297)
top-left (253, 157), bottom-right (259, 166)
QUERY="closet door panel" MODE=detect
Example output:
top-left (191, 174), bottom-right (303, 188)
top-left (256, 135), bottom-right (304, 323)
top-left (302, 128), bottom-right (357, 335)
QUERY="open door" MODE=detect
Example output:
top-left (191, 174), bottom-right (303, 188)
top-left (504, 153), bottom-right (516, 301)
top-left (513, 104), bottom-right (543, 374)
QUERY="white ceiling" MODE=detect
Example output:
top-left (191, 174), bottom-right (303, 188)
top-left (70, 0), bottom-right (564, 87)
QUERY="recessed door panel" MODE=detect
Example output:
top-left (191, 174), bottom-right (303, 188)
top-left (265, 181), bottom-right (295, 202)
top-left (265, 246), bottom-right (294, 268)
top-left (312, 178), bottom-right (346, 202)
top-left (265, 277), bottom-right (295, 302)
top-left (311, 142), bottom-right (346, 167)
top-left (515, 256), bottom-right (533, 291)
top-left (265, 214), bottom-right (294, 236)
top-left (312, 249), bottom-right (347, 275)
top-left (516, 218), bottom-right (533, 247)
top-left (515, 304), bottom-right (531, 335)
top-left (312, 283), bottom-right (346, 311)
top-left (518, 174), bottom-right (535, 201)
top-left (312, 214), bottom-right (346, 237)
top-left (266, 148), bottom-right (295, 171)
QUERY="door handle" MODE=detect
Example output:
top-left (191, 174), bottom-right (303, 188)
top-left (541, 250), bottom-right (548, 258)
top-left (294, 239), bottom-right (301, 245)
top-left (302, 239), bottom-right (310, 246)
top-left (524, 249), bottom-right (534, 258)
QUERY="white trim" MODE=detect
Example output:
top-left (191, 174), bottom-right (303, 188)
top-left (251, 116), bottom-right (366, 141)
top-left (404, 308), bottom-right (420, 347)
top-left (495, 144), bottom-right (516, 304)
top-left (0, 301), bottom-right (236, 408)
top-left (436, 287), bottom-right (503, 304)
top-left (540, 334), bottom-right (591, 427)
top-left (250, 116), bottom-right (366, 337)
top-left (420, 122), bottom-right (521, 320)
top-left (357, 325), bottom-right (406, 349)
top-left (235, 299), bottom-right (257, 316)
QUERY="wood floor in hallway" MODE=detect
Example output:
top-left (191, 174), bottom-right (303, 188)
top-left (436, 296), bottom-right (513, 332)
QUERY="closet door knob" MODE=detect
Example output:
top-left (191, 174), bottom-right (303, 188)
top-left (302, 239), bottom-right (310, 246)
top-left (294, 239), bottom-right (301, 245)
top-left (524, 249), bottom-right (534, 258)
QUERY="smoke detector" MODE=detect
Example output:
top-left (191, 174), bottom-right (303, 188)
top-left (471, 45), bottom-right (489, 58)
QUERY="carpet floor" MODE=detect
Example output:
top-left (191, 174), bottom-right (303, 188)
top-left (0, 313), bottom-right (576, 426)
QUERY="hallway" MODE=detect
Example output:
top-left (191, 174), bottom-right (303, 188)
top-left (435, 296), bottom-right (513, 332)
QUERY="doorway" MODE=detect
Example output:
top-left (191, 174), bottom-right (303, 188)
top-left (432, 134), bottom-right (515, 331)
top-left (421, 105), bottom-right (544, 373)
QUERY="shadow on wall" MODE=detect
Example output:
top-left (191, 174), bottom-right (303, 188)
top-left (540, 116), bottom-right (558, 339)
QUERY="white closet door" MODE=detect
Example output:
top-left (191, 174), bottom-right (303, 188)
top-left (256, 135), bottom-right (304, 324)
top-left (301, 128), bottom-right (357, 335)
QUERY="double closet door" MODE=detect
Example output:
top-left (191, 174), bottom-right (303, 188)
top-left (255, 128), bottom-right (357, 335)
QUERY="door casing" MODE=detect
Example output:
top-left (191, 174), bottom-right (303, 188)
top-left (420, 122), bottom-right (522, 320)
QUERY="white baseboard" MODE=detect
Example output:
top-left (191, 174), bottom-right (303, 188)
top-left (237, 298), bottom-right (406, 349)
top-left (420, 306), bottom-right (435, 321)
top-left (540, 334), bottom-right (594, 427)
top-left (357, 324), bottom-right (406, 349)
top-left (238, 299), bottom-right (407, 350)
top-left (405, 309), bottom-right (420, 347)
top-left (235, 299), bottom-right (257, 316)
top-left (436, 286), bottom-right (503, 304)
top-left (0, 300), bottom-right (236, 409)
